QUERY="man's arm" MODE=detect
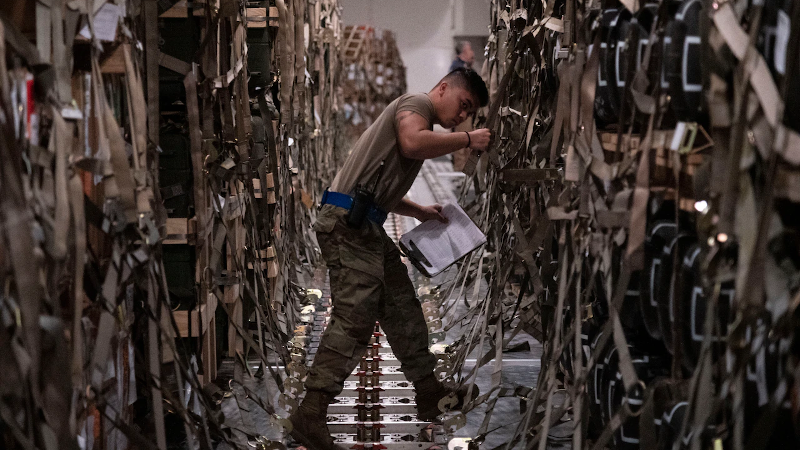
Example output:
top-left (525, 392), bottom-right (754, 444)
top-left (393, 197), bottom-right (448, 223)
top-left (396, 111), bottom-right (491, 160)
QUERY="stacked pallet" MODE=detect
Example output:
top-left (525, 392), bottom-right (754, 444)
top-left (341, 25), bottom-right (407, 146)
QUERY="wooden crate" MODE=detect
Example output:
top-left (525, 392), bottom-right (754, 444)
top-left (166, 293), bottom-right (218, 338)
top-left (245, 7), bottom-right (278, 28)
top-left (163, 217), bottom-right (197, 245)
top-left (598, 126), bottom-right (713, 206)
top-left (342, 25), bottom-right (373, 63)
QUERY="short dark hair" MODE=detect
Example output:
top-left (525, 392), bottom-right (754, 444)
top-left (439, 68), bottom-right (489, 107)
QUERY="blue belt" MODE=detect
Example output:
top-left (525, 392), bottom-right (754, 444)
top-left (320, 190), bottom-right (388, 225)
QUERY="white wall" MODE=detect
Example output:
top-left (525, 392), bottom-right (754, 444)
top-left (341, 0), bottom-right (489, 95)
top-left (454, 0), bottom-right (492, 37)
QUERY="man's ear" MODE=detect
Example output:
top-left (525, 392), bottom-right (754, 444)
top-left (437, 82), bottom-right (448, 95)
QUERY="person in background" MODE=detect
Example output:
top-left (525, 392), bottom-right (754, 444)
top-left (449, 40), bottom-right (475, 72)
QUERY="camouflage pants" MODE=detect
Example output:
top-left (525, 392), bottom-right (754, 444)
top-left (305, 204), bottom-right (437, 395)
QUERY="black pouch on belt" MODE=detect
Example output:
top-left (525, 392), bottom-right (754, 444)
top-left (346, 183), bottom-right (373, 228)
top-left (347, 161), bottom-right (385, 228)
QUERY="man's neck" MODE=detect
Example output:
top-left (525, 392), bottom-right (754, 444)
top-left (424, 92), bottom-right (442, 125)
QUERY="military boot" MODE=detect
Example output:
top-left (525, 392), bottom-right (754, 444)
top-left (289, 390), bottom-right (345, 450)
top-left (413, 373), bottom-right (479, 421)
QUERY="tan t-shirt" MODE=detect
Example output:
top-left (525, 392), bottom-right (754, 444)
top-left (331, 93), bottom-right (434, 212)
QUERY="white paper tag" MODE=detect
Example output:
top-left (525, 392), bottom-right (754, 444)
top-left (775, 10), bottom-right (790, 75)
top-left (670, 122), bottom-right (687, 151)
top-left (79, 3), bottom-right (121, 42)
top-left (61, 107), bottom-right (83, 120)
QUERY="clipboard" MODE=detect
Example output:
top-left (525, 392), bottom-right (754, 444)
top-left (398, 203), bottom-right (486, 277)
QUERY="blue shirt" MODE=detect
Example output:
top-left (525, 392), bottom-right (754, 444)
top-left (449, 58), bottom-right (467, 73)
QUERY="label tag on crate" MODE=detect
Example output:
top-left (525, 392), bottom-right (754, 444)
top-left (670, 122), bottom-right (698, 154)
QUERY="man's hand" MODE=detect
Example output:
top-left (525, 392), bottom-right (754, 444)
top-left (416, 204), bottom-right (448, 223)
top-left (394, 198), bottom-right (449, 223)
top-left (467, 128), bottom-right (492, 152)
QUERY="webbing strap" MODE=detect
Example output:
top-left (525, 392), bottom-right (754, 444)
top-left (626, 112), bottom-right (655, 270)
top-left (184, 70), bottom-right (208, 278)
top-left (571, 243), bottom-right (585, 450)
top-left (51, 0), bottom-right (70, 102)
top-left (609, 266), bottom-right (639, 392)
top-left (146, 271), bottom-right (167, 450)
top-left (590, 403), bottom-right (632, 450)
top-left (275, 0), bottom-right (292, 124)
top-left (90, 57), bottom-right (137, 223)
top-left (49, 107), bottom-right (70, 261)
top-left (0, 19), bottom-right (45, 424)
top-left (144, 0), bottom-right (159, 146)
top-left (36, 0), bottom-right (52, 64)
top-left (459, 253), bottom-right (488, 399)
top-left (579, 35), bottom-right (601, 152)
top-left (682, 281), bottom-right (723, 450)
top-left (123, 44), bottom-right (148, 175)
top-left (537, 227), bottom-right (570, 450)
top-left (319, 190), bottom-right (389, 225)
top-left (69, 163), bottom-right (86, 396)
top-left (549, 64), bottom-right (570, 168)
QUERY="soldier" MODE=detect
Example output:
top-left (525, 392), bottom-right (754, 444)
top-left (449, 41), bottom-right (475, 72)
top-left (289, 68), bottom-right (491, 450)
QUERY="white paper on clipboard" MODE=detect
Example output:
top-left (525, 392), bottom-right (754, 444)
top-left (399, 203), bottom-right (486, 277)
